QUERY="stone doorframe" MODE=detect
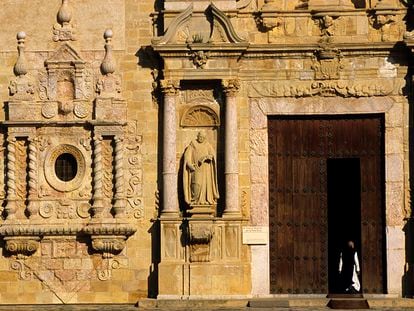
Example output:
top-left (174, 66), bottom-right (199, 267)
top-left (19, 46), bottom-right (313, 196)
top-left (249, 96), bottom-right (407, 296)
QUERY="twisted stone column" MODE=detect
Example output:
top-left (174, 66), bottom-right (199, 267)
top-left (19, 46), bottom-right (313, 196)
top-left (161, 80), bottom-right (180, 217)
top-left (5, 137), bottom-right (17, 220)
top-left (113, 136), bottom-right (126, 218)
top-left (92, 134), bottom-right (105, 219)
top-left (27, 137), bottom-right (39, 219)
top-left (222, 79), bottom-right (241, 217)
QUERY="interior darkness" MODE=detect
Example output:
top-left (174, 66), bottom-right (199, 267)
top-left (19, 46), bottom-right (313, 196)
top-left (327, 158), bottom-right (361, 294)
top-left (55, 153), bottom-right (78, 182)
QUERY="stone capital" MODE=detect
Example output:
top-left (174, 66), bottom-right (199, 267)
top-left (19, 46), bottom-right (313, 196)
top-left (222, 79), bottom-right (241, 96)
top-left (160, 80), bottom-right (180, 96)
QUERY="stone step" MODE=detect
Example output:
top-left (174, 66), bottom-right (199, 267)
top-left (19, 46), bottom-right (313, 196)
top-left (138, 298), bottom-right (248, 309)
top-left (327, 298), bottom-right (370, 309)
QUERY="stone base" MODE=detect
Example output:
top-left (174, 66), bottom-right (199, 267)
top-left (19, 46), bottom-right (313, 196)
top-left (187, 204), bottom-right (216, 217)
top-left (158, 262), bottom-right (250, 296)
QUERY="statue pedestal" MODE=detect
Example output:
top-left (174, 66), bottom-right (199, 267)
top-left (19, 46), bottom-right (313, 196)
top-left (187, 204), bottom-right (216, 217)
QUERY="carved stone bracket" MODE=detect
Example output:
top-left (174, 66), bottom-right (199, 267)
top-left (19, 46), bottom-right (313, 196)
top-left (83, 222), bottom-right (136, 258)
top-left (188, 223), bottom-right (213, 262)
top-left (4, 236), bottom-right (40, 259)
top-left (91, 235), bottom-right (126, 259)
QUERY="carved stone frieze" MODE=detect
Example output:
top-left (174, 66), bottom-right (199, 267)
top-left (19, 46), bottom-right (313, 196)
top-left (247, 80), bottom-right (396, 98)
top-left (184, 89), bottom-right (216, 104)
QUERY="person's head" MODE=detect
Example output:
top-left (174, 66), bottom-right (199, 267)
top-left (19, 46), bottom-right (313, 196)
top-left (196, 131), bottom-right (206, 143)
top-left (347, 240), bottom-right (355, 249)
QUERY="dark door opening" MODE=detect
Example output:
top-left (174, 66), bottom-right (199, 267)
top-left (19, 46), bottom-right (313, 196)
top-left (327, 158), bottom-right (361, 294)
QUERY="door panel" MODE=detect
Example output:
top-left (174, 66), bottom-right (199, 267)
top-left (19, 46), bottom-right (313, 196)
top-left (268, 115), bottom-right (385, 294)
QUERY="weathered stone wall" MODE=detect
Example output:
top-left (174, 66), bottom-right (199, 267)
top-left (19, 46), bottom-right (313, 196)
top-left (0, 0), bottom-right (158, 304)
top-left (0, 0), bottom-right (412, 304)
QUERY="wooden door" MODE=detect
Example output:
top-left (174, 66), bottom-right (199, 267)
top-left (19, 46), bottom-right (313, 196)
top-left (268, 115), bottom-right (385, 294)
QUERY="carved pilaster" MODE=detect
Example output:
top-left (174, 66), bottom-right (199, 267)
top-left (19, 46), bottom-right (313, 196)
top-left (26, 137), bottom-right (39, 219)
top-left (5, 137), bottom-right (17, 220)
top-left (113, 136), bottom-right (126, 218)
top-left (92, 134), bottom-right (105, 219)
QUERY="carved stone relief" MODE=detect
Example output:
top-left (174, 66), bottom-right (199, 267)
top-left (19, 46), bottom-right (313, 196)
top-left (1, 26), bottom-right (138, 288)
top-left (247, 80), bottom-right (397, 98)
top-left (189, 223), bottom-right (213, 262)
top-left (181, 105), bottom-right (220, 127)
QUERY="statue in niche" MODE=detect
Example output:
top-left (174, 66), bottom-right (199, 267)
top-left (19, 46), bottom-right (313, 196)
top-left (183, 131), bottom-right (219, 208)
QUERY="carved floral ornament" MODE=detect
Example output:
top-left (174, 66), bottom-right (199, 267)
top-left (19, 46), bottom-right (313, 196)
top-left (247, 80), bottom-right (397, 98)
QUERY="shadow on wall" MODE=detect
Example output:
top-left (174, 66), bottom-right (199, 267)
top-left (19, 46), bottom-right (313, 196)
top-left (403, 45), bottom-right (414, 297)
top-left (351, 0), bottom-right (366, 8)
top-left (148, 221), bottom-right (160, 298)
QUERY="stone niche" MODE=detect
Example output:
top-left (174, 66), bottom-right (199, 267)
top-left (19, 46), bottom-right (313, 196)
top-left (0, 25), bottom-right (142, 297)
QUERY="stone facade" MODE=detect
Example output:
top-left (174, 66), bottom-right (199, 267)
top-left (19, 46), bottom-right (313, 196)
top-left (0, 0), bottom-right (412, 305)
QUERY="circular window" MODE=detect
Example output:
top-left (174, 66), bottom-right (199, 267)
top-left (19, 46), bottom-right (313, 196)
top-left (55, 153), bottom-right (78, 182)
top-left (45, 144), bottom-right (86, 192)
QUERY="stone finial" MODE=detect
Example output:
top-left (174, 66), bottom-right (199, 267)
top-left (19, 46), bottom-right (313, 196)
top-left (53, 0), bottom-right (76, 41)
top-left (96, 29), bottom-right (122, 97)
top-left (57, 0), bottom-right (72, 25)
top-left (14, 32), bottom-right (28, 77)
top-left (100, 29), bottom-right (116, 75)
top-left (9, 32), bottom-right (35, 100)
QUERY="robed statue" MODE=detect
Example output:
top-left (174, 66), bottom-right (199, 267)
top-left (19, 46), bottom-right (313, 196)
top-left (183, 131), bottom-right (219, 207)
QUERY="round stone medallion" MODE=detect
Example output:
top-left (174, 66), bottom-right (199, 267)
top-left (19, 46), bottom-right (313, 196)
top-left (44, 144), bottom-right (86, 192)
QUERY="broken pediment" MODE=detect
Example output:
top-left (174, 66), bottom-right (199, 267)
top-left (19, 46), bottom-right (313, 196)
top-left (46, 42), bottom-right (85, 66)
top-left (152, 3), bottom-right (246, 45)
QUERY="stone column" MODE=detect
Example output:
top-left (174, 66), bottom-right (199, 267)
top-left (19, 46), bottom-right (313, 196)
top-left (222, 79), bottom-right (241, 217)
top-left (5, 136), bottom-right (17, 220)
top-left (92, 133), bottom-right (105, 219)
top-left (113, 135), bottom-right (126, 218)
top-left (27, 136), bottom-right (39, 219)
top-left (161, 80), bottom-right (180, 217)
